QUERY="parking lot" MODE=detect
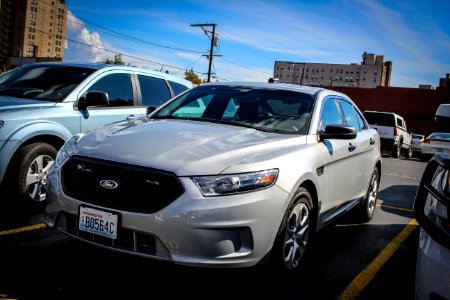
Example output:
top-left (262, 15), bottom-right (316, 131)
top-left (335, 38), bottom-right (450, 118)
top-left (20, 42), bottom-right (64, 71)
top-left (0, 157), bottom-right (425, 299)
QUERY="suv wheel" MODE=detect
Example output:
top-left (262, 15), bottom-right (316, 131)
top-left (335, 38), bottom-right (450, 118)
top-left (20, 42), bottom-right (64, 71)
top-left (404, 145), bottom-right (413, 159)
top-left (12, 143), bottom-right (57, 203)
top-left (271, 187), bottom-right (313, 271)
top-left (392, 143), bottom-right (401, 158)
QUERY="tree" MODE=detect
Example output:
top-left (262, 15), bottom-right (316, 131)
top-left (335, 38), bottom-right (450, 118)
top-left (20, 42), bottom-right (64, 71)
top-left (102, 53), bottom-right (125, 65)
top-left (184, 68), bottom-right (202, 85)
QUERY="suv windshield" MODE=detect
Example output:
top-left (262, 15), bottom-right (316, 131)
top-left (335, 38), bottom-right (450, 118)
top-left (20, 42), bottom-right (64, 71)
top-left (153, 85), bottom-right (315, 134)
top-left (0, 64), bottom-right (96, 102)
top-left (363, 112), bottom-right (395, 126)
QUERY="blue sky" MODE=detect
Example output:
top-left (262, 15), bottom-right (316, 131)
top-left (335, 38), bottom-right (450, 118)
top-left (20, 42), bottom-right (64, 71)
top-left (64, 0), bottom-right (450, 88)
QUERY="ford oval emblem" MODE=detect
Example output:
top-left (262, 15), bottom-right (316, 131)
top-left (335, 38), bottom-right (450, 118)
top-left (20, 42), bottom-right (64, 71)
top-left (99, 180), bottom-right (119, 190)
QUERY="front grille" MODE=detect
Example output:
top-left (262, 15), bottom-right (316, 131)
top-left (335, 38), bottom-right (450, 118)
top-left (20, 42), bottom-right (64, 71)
top-left (62, 156), bottom-right (184, 214)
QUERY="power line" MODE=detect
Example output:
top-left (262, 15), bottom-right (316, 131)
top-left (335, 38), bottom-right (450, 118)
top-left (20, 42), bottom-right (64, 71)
top-left (67, 12), bottom-right (204, 54)
top-left (25, 25), bottom-right (207, 78)
top-left (220, 57), bottom-right (271, 75)
top-left (36, 1), bottom-right (204, 54)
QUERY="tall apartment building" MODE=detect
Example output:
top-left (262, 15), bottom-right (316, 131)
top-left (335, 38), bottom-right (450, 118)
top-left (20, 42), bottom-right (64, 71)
top-left (274, 52), bottom-right (392, 88)
top-left (0, 0), bottom-right (67, 70)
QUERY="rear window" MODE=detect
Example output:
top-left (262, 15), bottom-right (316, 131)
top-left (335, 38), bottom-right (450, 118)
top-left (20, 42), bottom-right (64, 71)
top-left (363, 112), bottom-right (395, 126)
top-left (429, 133), bottom-right (450, 140)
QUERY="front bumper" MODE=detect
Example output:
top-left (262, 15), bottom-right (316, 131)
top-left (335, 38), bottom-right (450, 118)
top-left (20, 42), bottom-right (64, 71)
top-left (45, 168), bottom-right (290, 268)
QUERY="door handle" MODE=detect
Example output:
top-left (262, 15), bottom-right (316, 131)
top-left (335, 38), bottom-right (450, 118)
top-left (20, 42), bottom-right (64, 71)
top-left (348, 143), bottom-right (356, 152)
top-left (370, 138), bottom-right (375, 145)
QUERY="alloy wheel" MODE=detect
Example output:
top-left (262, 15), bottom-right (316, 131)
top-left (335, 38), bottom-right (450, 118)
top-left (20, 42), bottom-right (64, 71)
top-left (282, 202), bottom-right (310, 270)
top-left (26, 154), bottom-right (54, 202)
top-left (367, 172), bottom-right (379, 216)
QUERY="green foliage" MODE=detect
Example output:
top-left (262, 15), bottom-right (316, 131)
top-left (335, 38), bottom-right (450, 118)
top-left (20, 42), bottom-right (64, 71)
top-left (184, 68), bottom-right (202, 85)
top-left (103, 53), bottom-right (125, 65)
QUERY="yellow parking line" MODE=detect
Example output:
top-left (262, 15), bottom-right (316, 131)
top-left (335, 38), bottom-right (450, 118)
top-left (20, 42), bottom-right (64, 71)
top-left (376, 203), bottom-right (414, 213)
top-left (337, 219), bottom-right (418, 300)
top-left (0, 223), bottom-right (46, 236)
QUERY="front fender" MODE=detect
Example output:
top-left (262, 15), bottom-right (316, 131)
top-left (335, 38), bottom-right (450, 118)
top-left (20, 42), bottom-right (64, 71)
top-left (0, 121), bottom-right (75, 182)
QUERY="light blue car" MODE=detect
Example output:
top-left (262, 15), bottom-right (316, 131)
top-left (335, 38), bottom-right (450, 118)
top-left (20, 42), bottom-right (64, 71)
top-left (0, 62), bottom-right (192, 204)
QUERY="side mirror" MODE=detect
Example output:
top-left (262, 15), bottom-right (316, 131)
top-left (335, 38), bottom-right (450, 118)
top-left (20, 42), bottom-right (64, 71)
top-left (78, 91), bottom-right (109, 110)
top-left (318, 125), bottom-right (357, 142)
top-left (146, 106), bottom-right (157, 116)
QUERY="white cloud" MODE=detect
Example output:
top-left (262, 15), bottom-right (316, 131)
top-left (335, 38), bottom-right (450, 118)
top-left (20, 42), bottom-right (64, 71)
top-left (64, 11), bottom-right (106, 62)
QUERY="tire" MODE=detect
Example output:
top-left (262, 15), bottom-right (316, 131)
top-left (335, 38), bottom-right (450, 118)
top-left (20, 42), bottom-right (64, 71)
top-left (270, 187), bottom-right (313, 271)
top-left (10, 143), bottom-right (57, 203)
top-left (354, 168), bottom-right (379, 222)
top-left (392, 143), bottom-right (401, 158)
top-left (404, 145), bottom-right (413, 159)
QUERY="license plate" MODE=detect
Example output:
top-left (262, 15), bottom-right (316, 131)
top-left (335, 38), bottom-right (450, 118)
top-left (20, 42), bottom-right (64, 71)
top-left (79, 206), bottom-right (118, 239)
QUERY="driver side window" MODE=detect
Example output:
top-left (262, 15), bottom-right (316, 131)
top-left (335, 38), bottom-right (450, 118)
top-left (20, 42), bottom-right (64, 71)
top-left (319, 98), bottom-right (343, 131)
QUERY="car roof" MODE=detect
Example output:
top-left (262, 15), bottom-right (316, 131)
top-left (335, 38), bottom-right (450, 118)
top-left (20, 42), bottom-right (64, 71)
top-left (198, 81), bottom-right (342, 97)
top-left (19, 62), bottom-right (192, 86)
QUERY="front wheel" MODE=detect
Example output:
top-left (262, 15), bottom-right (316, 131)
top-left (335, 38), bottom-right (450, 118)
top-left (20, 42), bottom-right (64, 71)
top-left (354, 168), bottom-right (379, 222)
top-left (271, 187), bottom-right (313, 271)
top-left (404, 145), bottom-right (413, 159)
top-left (12, 143), bottom-right (57, 203)
top-left (392, 143), bottom-right (401, 158)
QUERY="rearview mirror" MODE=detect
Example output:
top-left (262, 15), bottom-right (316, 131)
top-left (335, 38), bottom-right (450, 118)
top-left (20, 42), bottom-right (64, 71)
top-left (318, 125), bottom-right (357, 142)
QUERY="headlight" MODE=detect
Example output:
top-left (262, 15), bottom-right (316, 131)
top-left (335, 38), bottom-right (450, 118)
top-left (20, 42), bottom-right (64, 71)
top-left (192, 169), bottom-right (279, 196)
top-left (53, 134), bottom-right (84, 169)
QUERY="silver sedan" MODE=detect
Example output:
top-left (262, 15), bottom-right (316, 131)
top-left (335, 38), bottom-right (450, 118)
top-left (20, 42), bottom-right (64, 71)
top-left (45, 82), bottom-right (381, 270)
top-left (421, 132), bottom-right (450, 161)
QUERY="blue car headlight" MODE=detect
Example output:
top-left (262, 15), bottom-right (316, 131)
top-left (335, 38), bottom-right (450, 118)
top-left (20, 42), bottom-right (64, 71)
top-left (192, 169), bottom-right (279, 196)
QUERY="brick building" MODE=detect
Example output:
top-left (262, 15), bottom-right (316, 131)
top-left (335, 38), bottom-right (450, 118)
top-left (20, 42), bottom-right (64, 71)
top-left (0, 0), bottom-right (67, 70)
top-left (274, 52), bottom-right (392, 88)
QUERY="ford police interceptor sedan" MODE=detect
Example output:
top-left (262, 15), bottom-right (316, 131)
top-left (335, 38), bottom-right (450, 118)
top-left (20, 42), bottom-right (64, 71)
top-left (44, 82), bottom-right (381, 270)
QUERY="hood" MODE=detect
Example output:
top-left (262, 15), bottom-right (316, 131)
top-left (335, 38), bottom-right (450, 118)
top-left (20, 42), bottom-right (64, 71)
top-left (0, 96), bottom-right (56, 113)
top-left (72, 118), bottom-right (307, 175)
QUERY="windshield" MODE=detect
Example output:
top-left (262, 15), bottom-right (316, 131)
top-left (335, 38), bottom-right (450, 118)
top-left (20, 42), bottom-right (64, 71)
top-left (0, 64), bottom-right (96, 102)
top-left (153, 85), bottom-right (315, 134)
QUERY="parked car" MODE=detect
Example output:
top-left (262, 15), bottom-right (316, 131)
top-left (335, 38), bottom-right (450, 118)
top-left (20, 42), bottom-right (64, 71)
top-left (45, 81), bottom-right (382, 270)
top-left (413, 103), bottom-right (450, 300)
top-left (420, 132), bottom-right (450, 161)
top-left (0, 62), bottom-right (192, 204)
top-left (411, 133), bottom-right (425, 157)
top-left (363, 111), bottom-right (412, 158)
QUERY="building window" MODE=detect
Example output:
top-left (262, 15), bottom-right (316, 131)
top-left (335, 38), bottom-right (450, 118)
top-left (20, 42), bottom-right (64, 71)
top-left (47, 49), bottom-right (50, 53)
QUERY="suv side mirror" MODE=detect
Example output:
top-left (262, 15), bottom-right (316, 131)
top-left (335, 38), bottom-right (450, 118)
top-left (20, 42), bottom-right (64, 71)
top-left (78, 91), bottom-right (109, 110)
top-left (318, 125), bottom-right (357, 142)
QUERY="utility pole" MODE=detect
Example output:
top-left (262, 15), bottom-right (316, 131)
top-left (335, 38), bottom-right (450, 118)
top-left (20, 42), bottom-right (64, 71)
top-left (191, 23), bottom-right (220, 82)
